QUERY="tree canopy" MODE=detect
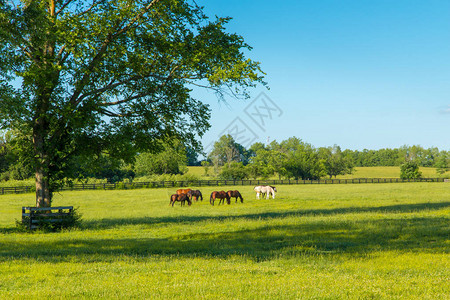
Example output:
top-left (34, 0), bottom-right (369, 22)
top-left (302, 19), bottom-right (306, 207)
top-left (134, 139), bottom-right (187, 176)
top-left (208, 134), bottom-right (249, 167)
top-left (0, 0), bottom-right (265, 206)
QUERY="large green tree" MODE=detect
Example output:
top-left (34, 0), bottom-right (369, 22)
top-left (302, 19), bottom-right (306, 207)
top-left (208, 134), bottom-right (249, 167)
top-left (0, 0), bottom-right (264, 207)
top-left (134, 139), bottom-right (187, 176)
top-left (278, 137), bottom-right (325, 180)
top-left (319, 145), bottom-right (353, 178)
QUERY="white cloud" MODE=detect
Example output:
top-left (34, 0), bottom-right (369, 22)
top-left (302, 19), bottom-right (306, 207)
top-left (440, 105), bottom-right (450, 114)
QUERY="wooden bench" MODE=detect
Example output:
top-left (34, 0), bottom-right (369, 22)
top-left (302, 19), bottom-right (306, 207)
top-left (22, 206), bottom-right (74, 230)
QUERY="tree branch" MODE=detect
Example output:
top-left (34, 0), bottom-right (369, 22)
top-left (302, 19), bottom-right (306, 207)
top-left (55, 0), bottom-right (76, 16)
top-left (100, 108), bottom-right (133, 117)
top-left (68, 0), bottom-right (162, 110)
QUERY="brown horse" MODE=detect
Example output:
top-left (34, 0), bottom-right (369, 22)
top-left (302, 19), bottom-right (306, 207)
top-left (170, 193), bottom-right (191, 207)
top-left (187, 190), bottom-right (203, 201)
top-left (227, 190), bottom-right (243, 203)
top-left (177, 188), bottom-right (192, 195)
top-left (210, 191), bottom-right (230, 206)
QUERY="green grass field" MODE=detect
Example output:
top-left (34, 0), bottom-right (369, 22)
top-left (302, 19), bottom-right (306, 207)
top-left (0, 183), bottom-right (449, 299)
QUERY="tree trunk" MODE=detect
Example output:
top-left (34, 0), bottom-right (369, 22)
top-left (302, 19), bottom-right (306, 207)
top-left (35, 168), bottom-right (52, 208)
top-left (33, 105), bottom-right (52, 208)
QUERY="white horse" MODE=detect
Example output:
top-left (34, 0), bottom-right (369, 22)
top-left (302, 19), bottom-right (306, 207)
top-left (254, 185), bottom-right (277, 199)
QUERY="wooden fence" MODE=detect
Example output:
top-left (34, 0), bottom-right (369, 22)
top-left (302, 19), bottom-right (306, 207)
top-left (22, 206), bottom-right (74, 230)
top-left (0, 177), bottom-right (447, 195)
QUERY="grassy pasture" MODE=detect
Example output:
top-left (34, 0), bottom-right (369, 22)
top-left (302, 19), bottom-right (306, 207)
top-left (0, 183), bottom-right (449, 299)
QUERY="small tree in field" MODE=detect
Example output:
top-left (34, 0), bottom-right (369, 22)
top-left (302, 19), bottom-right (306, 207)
top-left (201, 160), bottom-right (211, 177)
top-left (435, 155), bottom-right (448, 175)
top-left (0, 0), bottom-right (264, 207)
top-left (400, 161), bottom-right (422, 179)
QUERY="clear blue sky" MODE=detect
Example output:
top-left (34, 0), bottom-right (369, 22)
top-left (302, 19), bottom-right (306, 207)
top-left (196, 0), bottom-right (450, 152)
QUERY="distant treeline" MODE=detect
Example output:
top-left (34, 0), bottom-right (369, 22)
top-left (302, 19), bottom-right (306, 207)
top-left (342, 146), bottom-right (448, 167)
top-left (205, 136), bottom-right (449, 180)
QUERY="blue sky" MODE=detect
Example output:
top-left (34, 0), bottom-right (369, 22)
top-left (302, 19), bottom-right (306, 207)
top-left (196, 0), bottom-right (450, 151)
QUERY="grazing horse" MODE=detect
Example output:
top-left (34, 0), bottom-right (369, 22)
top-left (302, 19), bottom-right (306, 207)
top-left (177, 188), bottom-right (192, 195)
top-left (170, 193), bottom-right (191, 207)
top-left (253, 185), bottom-right (276, 199)
top-left (227, 190), bottom-right (244, 203)
top-left (261, 186), bottom-right (277, 199)
top-left (187, 190), bottom-right (203, 201)
top-left (210, 191), bottom-right (230, 205)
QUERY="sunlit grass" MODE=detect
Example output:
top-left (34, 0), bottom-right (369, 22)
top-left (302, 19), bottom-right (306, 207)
top-left (0, 183), bottom-right (449, 299)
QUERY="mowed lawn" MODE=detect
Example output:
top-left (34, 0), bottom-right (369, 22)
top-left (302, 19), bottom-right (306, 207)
top-left (0, 183), bottom-right (449, 299)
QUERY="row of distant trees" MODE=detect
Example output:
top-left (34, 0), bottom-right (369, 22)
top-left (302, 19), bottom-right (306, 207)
top-left (0, 131), bottom-right (448, 182)
top-left (207, 135), bottom-right (353, 180)
top-left (206, 135), bottom-right (449, 180)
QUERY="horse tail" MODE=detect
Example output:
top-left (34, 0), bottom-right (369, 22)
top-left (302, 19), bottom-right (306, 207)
top-left (239, 192), bottom-right (243, 203)
top-left (200, 191), bottom-right (203, 201)
top-left (210, 192), bottom-right (214, 205)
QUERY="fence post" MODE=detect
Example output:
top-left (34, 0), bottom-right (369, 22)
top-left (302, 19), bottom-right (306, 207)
top-left (29, 208), bottom-right (33, 230)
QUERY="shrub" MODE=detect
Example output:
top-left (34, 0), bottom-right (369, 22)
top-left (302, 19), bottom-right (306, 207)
top-left (400, 161), bottom-right (422, 179)
top-left (219, 162), bottom-right (248, 180)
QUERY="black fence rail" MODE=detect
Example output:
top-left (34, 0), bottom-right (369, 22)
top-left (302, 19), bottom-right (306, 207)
top-left (0, 177), bottom-right (448, 195)
top-left (0, 186), bottom-right (34, 195)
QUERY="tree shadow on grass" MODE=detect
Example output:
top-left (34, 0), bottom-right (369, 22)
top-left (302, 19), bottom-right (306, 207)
top-left (0, 202), bottom-right (448, 262)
